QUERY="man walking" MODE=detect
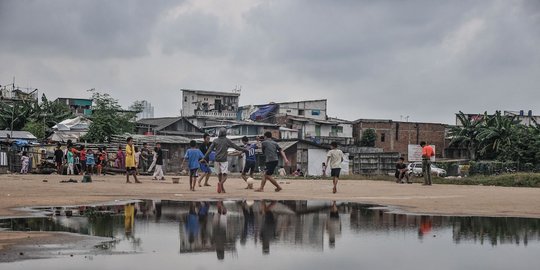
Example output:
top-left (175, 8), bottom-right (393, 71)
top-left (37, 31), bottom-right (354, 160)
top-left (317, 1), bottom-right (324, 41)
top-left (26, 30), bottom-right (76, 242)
top-left (420, 141), bottom-right (435, 185)
top-left (140, 142), bottom-right (150, 173)
top-left (255, 132), bottom-right (289, 193)
top-left (201, 128), bottom-right (248, 193)
top-left (326, 142), bottom-right (345, 193)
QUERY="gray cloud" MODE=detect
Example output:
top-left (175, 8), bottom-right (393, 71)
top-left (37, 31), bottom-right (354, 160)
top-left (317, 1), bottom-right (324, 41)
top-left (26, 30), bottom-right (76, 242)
top-left (1, 0), bottom-right (539, 124)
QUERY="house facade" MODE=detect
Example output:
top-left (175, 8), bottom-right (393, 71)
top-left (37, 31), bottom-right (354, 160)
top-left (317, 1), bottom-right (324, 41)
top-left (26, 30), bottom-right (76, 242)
top-left (181, 89), bottom-right (240, 120)
top-left (353, 119), bottom-right (447, 159)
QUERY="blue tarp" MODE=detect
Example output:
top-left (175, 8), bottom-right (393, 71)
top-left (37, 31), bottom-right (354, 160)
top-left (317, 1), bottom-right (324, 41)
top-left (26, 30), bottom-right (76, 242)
top-left (14, 140), bottom-right (29, 146)
top-left (250, 104), bottom-right (277, 121)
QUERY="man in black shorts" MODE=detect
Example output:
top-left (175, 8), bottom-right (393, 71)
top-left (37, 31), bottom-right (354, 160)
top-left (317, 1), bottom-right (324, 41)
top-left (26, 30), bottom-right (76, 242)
top-left (255, 132), bottom-right (289, 192)
top-left (326, 142), bottom-right (345, 194)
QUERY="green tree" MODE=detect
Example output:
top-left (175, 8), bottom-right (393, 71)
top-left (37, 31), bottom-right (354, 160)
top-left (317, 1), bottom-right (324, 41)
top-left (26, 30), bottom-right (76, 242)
top-left (359, 128), bottom-right (377, 147)
top-left (450, 111), bottom-right (484, 160)
top-left (82, 92), bottom-right (137, 143)
top-left (22, 121), bottom-right (47, 140)
top-left (477, 111), bottom-right (520, 158)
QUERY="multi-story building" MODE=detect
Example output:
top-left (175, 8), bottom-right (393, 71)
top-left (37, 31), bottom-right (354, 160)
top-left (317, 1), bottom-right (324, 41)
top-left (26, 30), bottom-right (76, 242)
top-left (276, 115), bottom-right (354, 145)
top-left (240, 99), bottom-right (328, 122)
top-left (181, 89), bottom-right (240, 120)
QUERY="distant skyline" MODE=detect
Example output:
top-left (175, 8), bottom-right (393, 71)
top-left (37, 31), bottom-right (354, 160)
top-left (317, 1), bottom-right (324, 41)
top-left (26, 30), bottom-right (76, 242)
top-left (1, 0), bottom-right (539, 125)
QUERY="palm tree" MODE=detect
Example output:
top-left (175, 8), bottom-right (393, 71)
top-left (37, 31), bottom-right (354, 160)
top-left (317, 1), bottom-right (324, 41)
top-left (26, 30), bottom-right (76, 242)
top-left (477, 111), bottom-right (520, 157)
top-left (450, 111), bottom-right (484, 160)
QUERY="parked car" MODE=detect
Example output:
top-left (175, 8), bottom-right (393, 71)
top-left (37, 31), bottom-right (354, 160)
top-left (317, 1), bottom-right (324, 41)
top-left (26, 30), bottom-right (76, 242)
top-left (407, 162), bottom-right (447, 177)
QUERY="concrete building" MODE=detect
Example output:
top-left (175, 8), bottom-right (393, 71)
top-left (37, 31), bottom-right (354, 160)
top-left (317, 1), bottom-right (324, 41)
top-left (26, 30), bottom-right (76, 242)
top-left (240, 99), bottom-right (328, 122)
top-left (181, 89), bottom-right (240, 120)
top-left (353, 119), bottom-right (447, 159)
top-left (276, 115), bottom-right (354, 145)
top-left (0, 85), bottom-right (38, 103)
top-left (55, 97), bottom-right (93, 116)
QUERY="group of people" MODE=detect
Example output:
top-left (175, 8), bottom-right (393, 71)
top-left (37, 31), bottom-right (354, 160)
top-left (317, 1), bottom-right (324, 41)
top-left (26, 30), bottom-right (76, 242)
top-left (178, 127), bottom-right (346, 194)
top-left (53, 143), bottom-right (107, 176)
top-left (394, 141), bottom-right (436, 185)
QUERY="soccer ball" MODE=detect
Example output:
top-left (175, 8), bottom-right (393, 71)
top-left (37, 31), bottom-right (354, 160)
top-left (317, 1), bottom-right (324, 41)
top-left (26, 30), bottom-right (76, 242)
top-left (246, 200), bottom-right (255, 207)
top-left (246, 178), bottom-right (255, 185)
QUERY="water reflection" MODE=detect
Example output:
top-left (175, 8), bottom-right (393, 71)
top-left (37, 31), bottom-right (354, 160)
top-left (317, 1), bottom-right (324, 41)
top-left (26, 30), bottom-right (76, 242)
top-left (1, 200), bottom-right (539, 261)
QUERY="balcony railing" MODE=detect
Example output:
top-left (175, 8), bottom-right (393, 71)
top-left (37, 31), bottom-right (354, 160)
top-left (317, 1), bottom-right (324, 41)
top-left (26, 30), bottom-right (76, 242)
top-left (195, 111), bottom-right (237, 118)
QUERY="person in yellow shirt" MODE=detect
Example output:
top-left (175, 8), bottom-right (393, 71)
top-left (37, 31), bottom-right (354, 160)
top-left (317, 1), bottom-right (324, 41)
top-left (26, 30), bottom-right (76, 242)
top-left (125, 137), bottom-right (141, 184)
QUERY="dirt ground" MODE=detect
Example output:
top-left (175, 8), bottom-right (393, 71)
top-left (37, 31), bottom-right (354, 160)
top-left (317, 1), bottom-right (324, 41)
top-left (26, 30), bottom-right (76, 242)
top-left (1, 173), bottom-right (539, 256)
top-left (1, 173), bottom-right (539, 218)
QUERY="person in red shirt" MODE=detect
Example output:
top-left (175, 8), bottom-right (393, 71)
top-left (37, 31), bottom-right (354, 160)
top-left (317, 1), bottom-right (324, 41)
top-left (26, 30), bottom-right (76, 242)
top-left (420, 141), bottom-right (435, 185)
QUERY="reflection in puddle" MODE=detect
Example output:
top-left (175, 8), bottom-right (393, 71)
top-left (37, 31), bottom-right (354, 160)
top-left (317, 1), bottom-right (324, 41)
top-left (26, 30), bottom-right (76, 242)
top-left (1, 200), bottom-right (540, 269)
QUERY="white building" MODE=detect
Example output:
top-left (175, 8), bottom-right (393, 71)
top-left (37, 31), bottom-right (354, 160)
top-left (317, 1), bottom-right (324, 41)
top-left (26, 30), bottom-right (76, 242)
top-left (181, 89), bottom-right (240, 120)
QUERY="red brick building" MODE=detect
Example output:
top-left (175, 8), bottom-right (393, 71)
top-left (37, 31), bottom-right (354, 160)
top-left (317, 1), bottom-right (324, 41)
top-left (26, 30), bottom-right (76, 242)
top-left (353, 119), bottom-right (447, 159)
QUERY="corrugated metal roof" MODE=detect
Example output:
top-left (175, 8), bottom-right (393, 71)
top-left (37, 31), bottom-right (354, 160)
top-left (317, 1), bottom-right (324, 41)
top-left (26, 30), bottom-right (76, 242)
top-left (0, 130), bottom-right (38, 140)
top-left (111, 134), bottom-right (191, 144)
top-left (181, 89), bottom-right (240, 97)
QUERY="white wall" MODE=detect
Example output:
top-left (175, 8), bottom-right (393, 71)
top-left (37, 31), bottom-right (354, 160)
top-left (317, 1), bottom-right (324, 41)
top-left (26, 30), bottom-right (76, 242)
top-left (277, 100), bottom-right (327, 120)
top-left (307, 149), bottom-right (328, 176)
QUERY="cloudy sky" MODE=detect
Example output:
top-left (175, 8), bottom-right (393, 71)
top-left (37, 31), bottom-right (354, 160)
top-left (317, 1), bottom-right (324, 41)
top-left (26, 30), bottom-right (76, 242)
top-left (1, 0), bottom-right (539, 124)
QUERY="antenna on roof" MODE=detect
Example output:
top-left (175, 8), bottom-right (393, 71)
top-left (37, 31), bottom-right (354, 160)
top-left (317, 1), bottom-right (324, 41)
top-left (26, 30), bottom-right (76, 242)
top-left (232, 85), bottom-right (242, 94)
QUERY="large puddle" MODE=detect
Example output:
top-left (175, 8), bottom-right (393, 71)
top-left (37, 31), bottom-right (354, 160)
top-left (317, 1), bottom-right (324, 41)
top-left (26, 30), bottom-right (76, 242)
top-left (1, 200), bottom-right (539, 269)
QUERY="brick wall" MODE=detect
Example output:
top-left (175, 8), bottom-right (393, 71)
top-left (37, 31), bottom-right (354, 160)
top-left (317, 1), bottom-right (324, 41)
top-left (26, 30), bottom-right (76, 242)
top-left (354, 120), bottom-right (447, 159)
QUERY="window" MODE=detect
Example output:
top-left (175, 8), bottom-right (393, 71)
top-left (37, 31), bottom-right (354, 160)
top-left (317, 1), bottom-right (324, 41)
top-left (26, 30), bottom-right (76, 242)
top-left (381, 133), bottom-right (386, 142)
top-left (286, 109), bottom-right (292, 113)
top-left (184, 97), bottom-right (187, 102)
top-left (298, 109), bottom-right (305, 116)
top-left (311, 109), bottom-right (321, 116)
top-left (395, 123), bottom-right (399, 141)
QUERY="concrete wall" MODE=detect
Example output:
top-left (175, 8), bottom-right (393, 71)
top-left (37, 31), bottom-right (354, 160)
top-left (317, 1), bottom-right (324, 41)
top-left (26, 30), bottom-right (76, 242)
top-left (277, 100), bottom-right (327, 120)
top-left (354, 121), bottom-right (447, 159)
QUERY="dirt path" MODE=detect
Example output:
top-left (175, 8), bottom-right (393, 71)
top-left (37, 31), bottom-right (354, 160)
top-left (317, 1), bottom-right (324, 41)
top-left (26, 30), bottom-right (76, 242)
top-left (1, 173), bottom-right (539, 218)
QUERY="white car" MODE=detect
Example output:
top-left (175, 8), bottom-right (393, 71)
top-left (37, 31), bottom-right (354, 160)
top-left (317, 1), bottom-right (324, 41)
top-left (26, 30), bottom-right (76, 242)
top-left (407, 162), bottom-right (447, 177)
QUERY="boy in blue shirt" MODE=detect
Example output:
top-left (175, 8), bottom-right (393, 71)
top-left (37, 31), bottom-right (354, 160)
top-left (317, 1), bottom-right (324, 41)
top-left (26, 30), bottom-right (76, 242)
top-left (182, 140), bottom-right (206, 191)
top-left (240, 136), bottom-right (260, 189)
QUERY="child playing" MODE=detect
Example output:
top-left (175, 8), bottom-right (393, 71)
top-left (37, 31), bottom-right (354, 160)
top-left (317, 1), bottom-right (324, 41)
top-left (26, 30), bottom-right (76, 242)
top-left (20, 151), bottom-right (29, 174)
top-left (255, 132), bottom-right (290, 193)
top-left (182, 140), bottom-right (205, 191)
top-left (67, 149), bottom-right (75, 175)
top-left (201, 128), bottom-right (249, 193)
top-left (326, 142), bottom-right (345, 194)
top-left (240, 136), bottom-right (260, 189)
top-left (125, 137), bottom-right (141, 184)
top-left (86, 149), bottom-right (95, 175)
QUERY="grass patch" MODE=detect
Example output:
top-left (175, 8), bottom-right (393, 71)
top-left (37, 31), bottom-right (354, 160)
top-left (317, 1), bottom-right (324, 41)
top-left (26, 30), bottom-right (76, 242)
top-left (231, 173), bottom-right (540, 187)
top-left (343, 173), bottom-right (540, 188)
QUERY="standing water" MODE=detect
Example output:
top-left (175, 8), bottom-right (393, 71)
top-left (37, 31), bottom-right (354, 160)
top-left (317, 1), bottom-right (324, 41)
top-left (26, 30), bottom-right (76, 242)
top-left (1, 200), bottom-right (539, 270)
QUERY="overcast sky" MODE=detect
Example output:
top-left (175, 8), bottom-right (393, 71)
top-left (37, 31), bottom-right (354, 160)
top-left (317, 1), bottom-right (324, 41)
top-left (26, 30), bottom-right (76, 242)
top-left (1, 0), bottom-right (539, 124)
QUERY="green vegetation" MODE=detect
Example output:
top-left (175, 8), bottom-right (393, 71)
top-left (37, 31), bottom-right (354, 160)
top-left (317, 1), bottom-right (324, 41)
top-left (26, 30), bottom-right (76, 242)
top-left (359, 128), bottom-right (377, 147)
top-left (82, 92), bottom-right (140, 143)
top-left (451, 111), bottom-right (540, 169)
top-left (0, 94), bottom-right (73, 139)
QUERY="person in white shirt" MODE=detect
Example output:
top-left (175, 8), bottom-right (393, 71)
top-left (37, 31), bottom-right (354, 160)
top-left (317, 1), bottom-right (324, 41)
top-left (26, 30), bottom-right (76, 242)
top-left (326, 142), bottom-right (345, 194)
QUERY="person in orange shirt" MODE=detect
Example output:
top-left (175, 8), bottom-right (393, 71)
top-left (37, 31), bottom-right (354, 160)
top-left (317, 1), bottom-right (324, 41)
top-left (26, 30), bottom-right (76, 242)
top-left (420, 141), bottom-right (435, 185)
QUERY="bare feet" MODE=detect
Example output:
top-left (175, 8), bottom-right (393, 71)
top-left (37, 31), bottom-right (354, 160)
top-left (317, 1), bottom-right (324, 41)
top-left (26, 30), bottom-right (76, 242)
top-left (126, 181), bottom-right (132, 184)
top-left (217, 183), bottom-right (222, 193)
top-left (204, 184), bottom-right (211, 187)
top-left (333, 186), bottom-right (337, 194)
top-left (135, 180), bottom-right (142, 184)
top-left (275, 187), bottom-right (282, 192)
top-left (254, 188), bottom-right (263, 192)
